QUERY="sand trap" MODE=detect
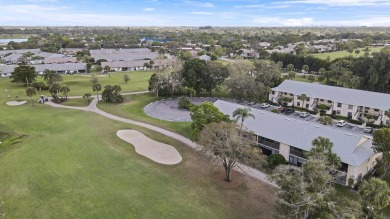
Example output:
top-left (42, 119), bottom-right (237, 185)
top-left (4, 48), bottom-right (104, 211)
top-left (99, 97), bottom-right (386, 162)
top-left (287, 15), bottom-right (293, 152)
top-left (6, 101), bottom-right (27, 106)
top-left (117, 130), bottom-right (182, 165)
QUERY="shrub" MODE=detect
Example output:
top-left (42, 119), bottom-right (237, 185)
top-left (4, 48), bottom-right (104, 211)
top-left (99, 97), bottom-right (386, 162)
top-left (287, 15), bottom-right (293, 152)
top-left (271, 108), bottom-right (280, 114)
top-left (178, 96), bottom-right (193, 110)
top-left (294, 107), bottom-right (317, 115)
top-left (268, 154), bottom-right (286, 168)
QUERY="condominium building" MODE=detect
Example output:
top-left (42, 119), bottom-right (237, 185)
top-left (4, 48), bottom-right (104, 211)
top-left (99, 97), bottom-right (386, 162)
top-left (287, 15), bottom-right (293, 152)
top-left (214, 100), bottom-right (381, 186)
top-left (269, 80), bottom-right (390, 125)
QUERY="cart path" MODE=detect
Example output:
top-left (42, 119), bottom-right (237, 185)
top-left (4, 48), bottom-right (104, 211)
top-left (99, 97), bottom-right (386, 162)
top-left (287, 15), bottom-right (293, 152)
top-left (45, 92), bottom-right (276, 187)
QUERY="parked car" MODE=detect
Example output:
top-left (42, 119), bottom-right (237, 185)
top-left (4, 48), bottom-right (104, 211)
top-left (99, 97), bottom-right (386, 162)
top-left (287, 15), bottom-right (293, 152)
top-left (336, 120), bottom-right (347, 127)
top-left (300, 112), bottom-right (310, 118)
top-left (284, 108), bottom-right (295, 115)
top-left (260, 103), bottom-right (270, 108)
top-left (364, 127), bottom-right (374, 133)
top-left (278, 107), bottom-right (286, 113)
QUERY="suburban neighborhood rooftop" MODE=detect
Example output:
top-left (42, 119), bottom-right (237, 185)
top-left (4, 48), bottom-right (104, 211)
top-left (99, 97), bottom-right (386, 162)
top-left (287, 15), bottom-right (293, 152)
top-left (273, 80), bottom-right (390, 111)
top-left (214, 100), bottom-right (375, 167)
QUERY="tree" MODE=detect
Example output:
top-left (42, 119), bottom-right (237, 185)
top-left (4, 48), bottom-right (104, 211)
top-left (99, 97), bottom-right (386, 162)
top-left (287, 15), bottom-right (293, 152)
top-left (302, 65), bottom-right (309, 77)
top-left (190, 102), bottom-right (230, 140)
top-left (123, 74), bottom-right (130, 84)
top-left (297, 93), bottom-right (307, 108)
top-left (49, 82), bottom-right (62, 103)
top-left (198, 122), bottom-right (263, 182)
top-left (148, 71), bottom-right (169, 97)
top-left (202, 61), bottom-right (229, 95)
top-left (101, 85), bottom-right (123, 103)
top-left (363, 47), bottom-right (371, 57)
top-left (42, 69), bottom-right (63, 85)
top-left (373, 128), bottom-right (390, 178)
top-left (307, 137), bottom-right (341, 168)
top-left (90, 74), bottom-right (99, 85)
top-left (319, 115), bottom-right (333, 125)
top-left (26, 87), bottom-right (37, 106)
top-left (307, 75), bottom-right (315, 83)
top-left (355, 49), bottom-right (361, 57)
top-left (104, 65), bottom-right (110, 73)
top-left (232, 107), bottom-right (255, 136)
top-left (287, 64), bottom-right (294, 71)
top-left (271, 138), bottom-right (346, 219)
top-left (92, 83), bottom-right (101, 101)
top-left (288, 71), bottom-right (296, 79)
top-left (182, 58), bottom-right (207, 94)
top-left (359, 178), bottom-right (390, 218)
top-left (60, 85), bottom-right (70, 100)
top-left (319, 68), bottom-right (326, 75)
top-left (83, 93), bottom-right (91, 104)
top-left (10, 65), bottom-right (36, 84)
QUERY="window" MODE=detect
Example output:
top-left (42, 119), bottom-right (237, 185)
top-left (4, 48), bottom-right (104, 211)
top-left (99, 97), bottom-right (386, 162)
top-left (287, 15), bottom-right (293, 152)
top-left (374, 109), bottom-right (379, 112)
top-left (328, 100), bottom-right (332, 103)
top-left (297, 102), bottom-right (300, 106)
top-left (337, 103), bottom-right (342, 107)
top-left (290, 146), bottom-right (305, 158)
top-left (272, 91), bottom-right (275, 94)
top-left (337, 110), bottom-right (341, 115)
top-left (320, 99), bottom-right (324, 101)
top-left (306, 97), bottom-right (310, 101)
top-left (348, 105), bottom-right (353, 110)
top-left (306, 104), bottom-right (309, 108)
top-left (348, 112), bottom-right (352, 117)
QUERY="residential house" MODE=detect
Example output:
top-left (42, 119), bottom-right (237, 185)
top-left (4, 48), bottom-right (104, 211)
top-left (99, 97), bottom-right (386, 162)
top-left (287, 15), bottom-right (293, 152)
top-left (198, 54), bottom-right (211, 61)
top-left (269, 80), bottom-right (390, 125)
top-left (214, 100), bottom-right (381, 186)
top-left (90, 48), bottom-right (158, 62)
top-left (240, 49), bottom-right (259, 59)
top-left (101, 59), bottom-right (174, 72)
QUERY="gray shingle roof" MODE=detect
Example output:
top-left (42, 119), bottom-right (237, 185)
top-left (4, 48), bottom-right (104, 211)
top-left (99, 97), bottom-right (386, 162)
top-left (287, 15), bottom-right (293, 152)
top-left (34, 63), bottom-right (87, 72)
top-left (214, 100), bottom-right (375, 167)
top-left (273, 80), bottom-right (390, 111)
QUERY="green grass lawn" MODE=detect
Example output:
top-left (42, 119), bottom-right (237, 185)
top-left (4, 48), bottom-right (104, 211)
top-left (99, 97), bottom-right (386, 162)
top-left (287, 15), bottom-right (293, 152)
top-left (0, 97), bottom-right (277, 218)
top-left (0, 71), bottom-right (153, 99)
top-left (60, 98), bottom-right (92, 107)
top-left (97, 94), bottom-right (193, 139)
top-left (310, 47), bottom-right (384, 61)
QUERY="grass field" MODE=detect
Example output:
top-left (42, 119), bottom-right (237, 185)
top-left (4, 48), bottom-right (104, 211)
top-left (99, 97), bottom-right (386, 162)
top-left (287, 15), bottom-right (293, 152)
top-left (97, 94), bottom-right (193, 139)
top-left (0, 71), bottom-right (153, 99)
top-left (0, 95), bottom-right (277, 218)
top-left (311, 47), bottom-right (384, 60)
top-left (60, 97), bottom-right (92, 107)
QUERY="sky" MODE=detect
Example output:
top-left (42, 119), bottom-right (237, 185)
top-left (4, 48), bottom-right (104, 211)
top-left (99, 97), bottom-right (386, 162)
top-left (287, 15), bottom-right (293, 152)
top-left (1, 0), bottom-right (390, 26)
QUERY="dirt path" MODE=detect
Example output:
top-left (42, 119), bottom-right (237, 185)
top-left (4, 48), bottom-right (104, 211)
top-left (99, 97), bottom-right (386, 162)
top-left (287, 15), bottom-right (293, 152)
top-left (45, 92), bottom-right (277, 187)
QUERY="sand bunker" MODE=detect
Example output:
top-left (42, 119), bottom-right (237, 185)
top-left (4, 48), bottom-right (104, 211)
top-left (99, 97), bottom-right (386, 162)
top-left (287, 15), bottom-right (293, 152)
top-left (117, 130), bottom-right (182, 165)
top-left (6, 101), bottom-right (27, 106)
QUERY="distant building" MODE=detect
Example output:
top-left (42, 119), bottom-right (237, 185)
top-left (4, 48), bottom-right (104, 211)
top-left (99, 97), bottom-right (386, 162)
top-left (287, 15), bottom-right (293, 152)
top-left (90, 48), bottom-right (158, 62)
top-left (215, 100), bottom-right (381, 186)
top-left (198, 54), bottom-right (211, 61)
top-left (101, 59), bottom-right (174, 72)
top-left (269, 80), bottom-right (390, 125)
top-left (240, 49), bottom-right (259, 59)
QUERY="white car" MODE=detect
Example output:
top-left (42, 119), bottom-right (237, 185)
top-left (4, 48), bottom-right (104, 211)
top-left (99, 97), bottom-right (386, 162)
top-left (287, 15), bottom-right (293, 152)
top-left (260, 103), bottom-right (270, 108)
top-left (364, 127), bottom-right (374, 133)
top-left (336, 120), bottom-right (347, 127)
top-left (300, 112), bottom-right (310, 118)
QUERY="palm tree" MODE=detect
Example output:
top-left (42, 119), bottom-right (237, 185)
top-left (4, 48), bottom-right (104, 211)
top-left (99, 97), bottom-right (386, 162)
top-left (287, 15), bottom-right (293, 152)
top-left (309, 137), bottom-right (341, 167)
top-left (302, 65), bottom-right (309, 78)
top-left (319, 115), bottom-right (333, 126)
top-left (233, 107), bottom-right (255, 136)
top-left (359, 178), bottom-right (390, 218)
top-left (60, 85), bottom-right (70, 100)
top-left (92, 83), bottom-right (102, 101)
top-left (26, 87), bottom-right (37, 106)
top-left (297, 93), bottom-right (307, 108)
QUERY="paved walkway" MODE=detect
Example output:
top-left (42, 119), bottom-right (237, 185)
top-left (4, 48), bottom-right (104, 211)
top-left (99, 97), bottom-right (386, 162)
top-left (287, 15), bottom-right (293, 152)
top-left (45, 92), bottom-right (276, 187)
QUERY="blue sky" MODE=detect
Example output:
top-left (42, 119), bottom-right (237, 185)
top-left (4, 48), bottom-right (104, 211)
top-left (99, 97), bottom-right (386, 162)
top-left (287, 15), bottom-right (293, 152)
top-left (0, 0), bottom-right (390, 26)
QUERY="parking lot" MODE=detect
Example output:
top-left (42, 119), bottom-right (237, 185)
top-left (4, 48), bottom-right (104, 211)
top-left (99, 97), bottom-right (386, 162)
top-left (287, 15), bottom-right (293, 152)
top-left (238, 102), bottom-right (369, 135)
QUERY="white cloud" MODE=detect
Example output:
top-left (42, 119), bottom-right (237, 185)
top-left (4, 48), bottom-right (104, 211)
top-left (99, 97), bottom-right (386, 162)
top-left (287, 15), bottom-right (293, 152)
top-left (182, 1), bottom-right (215, 7)
top-left (234, 4), bottom-right (265, 8)
top-left (252, 16), bottom-right (314, 26)
top-left (276, 0), bottom-right (390, 6)
top-left (191, 11), bottom-right (215, 15)
top-left (144, 8), bottom-right (156, 11)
